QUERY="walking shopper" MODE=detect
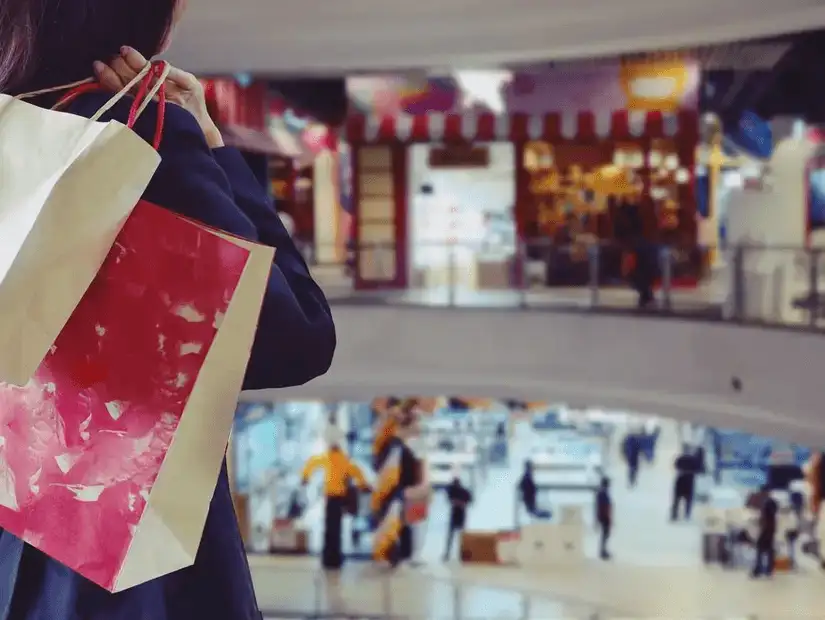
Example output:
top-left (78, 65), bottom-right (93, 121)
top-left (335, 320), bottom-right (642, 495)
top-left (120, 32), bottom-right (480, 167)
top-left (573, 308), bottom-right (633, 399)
top-left (595, 477), bottom-right (613, 560)
top-left (443, 476), bottom-right (473, 561)
top-left (752, 486), bottom-right (778, 578)
top-left (671, 449), bottom-right (699, 521)
top-left (519, 461), bottom-right (552, 519)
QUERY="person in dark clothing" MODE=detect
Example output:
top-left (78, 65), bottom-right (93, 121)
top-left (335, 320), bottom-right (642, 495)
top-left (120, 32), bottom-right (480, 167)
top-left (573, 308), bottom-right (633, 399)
top-left (752, 486), bottom-right (778, 578)
top-left (786, 490), bottom-right (804, 568)
top-left (671, 450), bottom-right (700, 521)
top-left (0, 14), bottom-right (337, 617)
top-left (766, 462), bottom-right (804, 491)
top-left (519, 461), bottom-right (551, 519)
top-left (617, 198), bottom-right (655, 308)
top-left (346, 428), bottom-right (359, 456)
top-left (443, 477), bottom-right (473, 561)
top-left (622, 434), bottom-right (641, 488)
top-left (595, 477), bottom-right (613, 560)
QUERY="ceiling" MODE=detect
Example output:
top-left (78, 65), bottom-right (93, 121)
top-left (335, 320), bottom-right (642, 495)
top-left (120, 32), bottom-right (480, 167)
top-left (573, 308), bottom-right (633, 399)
top-left (702, 31), bottom-right (825, 123)
top-left (168, 0), bottom-right (825, 75)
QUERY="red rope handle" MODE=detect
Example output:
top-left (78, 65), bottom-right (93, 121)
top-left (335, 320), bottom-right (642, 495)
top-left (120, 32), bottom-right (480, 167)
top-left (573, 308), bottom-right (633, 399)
top-left (55, 61), bottom-right (167, 150)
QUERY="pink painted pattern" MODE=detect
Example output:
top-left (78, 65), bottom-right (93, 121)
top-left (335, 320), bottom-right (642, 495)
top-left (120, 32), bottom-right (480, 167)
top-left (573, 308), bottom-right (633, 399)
top-left (0, 201), bottom-right (250, 590)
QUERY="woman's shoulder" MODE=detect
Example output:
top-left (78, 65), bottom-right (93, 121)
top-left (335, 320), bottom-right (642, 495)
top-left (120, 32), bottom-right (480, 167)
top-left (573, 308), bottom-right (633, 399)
top-left (64, 92), bottom-right (205, 151)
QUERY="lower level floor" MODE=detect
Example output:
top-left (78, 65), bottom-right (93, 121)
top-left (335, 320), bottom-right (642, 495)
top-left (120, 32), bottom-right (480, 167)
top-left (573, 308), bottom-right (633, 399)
top-left (250, 554), bottom-right (825, 619)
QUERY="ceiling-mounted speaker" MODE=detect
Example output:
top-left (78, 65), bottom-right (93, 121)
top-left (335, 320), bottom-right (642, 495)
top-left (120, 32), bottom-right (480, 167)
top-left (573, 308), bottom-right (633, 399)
top-left (268, 78), bottom-right (348, 127)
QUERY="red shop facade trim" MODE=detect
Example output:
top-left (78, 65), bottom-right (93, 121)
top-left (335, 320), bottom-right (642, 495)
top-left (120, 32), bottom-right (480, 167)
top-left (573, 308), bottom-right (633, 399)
top-left (343, 109), bottom-right (699, 290)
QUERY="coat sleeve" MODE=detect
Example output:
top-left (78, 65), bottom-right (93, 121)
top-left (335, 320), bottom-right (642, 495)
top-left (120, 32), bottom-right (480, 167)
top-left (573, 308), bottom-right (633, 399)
top-left (209, 147), bottom-right (336, 389)
top-left (79, 95), bottom-right (336, 390)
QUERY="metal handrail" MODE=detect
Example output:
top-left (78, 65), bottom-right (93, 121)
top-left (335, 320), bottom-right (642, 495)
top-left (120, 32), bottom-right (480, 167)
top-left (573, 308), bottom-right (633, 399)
top-left (307, 240), bottom-right (825, 333)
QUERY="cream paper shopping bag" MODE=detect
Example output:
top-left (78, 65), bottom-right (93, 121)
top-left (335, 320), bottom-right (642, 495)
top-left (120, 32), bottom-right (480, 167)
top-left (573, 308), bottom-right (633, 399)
top-left (0, 201), bottom-right (274, 592)
top-left (0, 64), bottom-right (161, 385)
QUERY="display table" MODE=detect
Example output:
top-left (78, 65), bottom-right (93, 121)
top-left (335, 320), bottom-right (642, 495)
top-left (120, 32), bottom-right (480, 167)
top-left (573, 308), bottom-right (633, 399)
top-left (428, 451), bottom-right (476, 487)
top-left (530, 445), bottom-right (602, 491)
top-left (463, 508), bottom-right (585, 567)
top-left (517, 522), bottom-right (584, 568)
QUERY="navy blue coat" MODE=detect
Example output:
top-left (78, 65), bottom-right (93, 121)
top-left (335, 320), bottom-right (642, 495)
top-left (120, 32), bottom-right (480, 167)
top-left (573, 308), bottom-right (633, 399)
top-left (0, 94), bottom-right (336, 619)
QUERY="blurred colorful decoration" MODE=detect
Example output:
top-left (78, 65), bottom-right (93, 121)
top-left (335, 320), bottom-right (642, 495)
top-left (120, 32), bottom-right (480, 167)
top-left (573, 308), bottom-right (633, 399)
top-left (201, 77), bottom-right (280, 153)
top-left (348, 76), bottom-right (458, 116)
top-left (728, 110), bottom-right (772, 159)
top-left (347, 61), bottom-right (698, 118)
top-left (453, 70), bottom-right (512, 113)
top-left (619, 58), bottom-right (693, 112)
top-left (399, 76), bottom-right (458, 115)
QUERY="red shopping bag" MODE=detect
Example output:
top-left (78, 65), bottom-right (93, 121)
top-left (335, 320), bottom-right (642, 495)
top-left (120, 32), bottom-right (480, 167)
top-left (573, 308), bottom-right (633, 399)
top-left (0, 201), bottom-right (272, 592)
top-left (405, 500), bottom-right (429, 524)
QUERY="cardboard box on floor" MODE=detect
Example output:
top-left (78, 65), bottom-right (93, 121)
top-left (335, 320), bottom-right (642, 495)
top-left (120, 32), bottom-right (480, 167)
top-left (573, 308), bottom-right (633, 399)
top-left (270, 518), bottom-right (309, 555)
top-left (460, 531), bottom-right (500, 564)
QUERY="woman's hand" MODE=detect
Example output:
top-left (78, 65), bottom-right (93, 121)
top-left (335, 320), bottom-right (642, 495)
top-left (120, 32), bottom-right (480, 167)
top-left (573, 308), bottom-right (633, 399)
top-left (93, 47), bottom-right (223, 148)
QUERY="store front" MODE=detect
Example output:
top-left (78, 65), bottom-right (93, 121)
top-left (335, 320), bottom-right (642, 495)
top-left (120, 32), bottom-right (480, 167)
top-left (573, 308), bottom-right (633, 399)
top-left (344, 108), bottom-right (699, 290)
top-left (407, 142), bottom-right (517, 291)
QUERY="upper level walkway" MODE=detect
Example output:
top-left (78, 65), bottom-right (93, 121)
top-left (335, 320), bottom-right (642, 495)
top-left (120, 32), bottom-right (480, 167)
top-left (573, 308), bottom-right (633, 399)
top-left (242, 245), bottom-right (825, 448)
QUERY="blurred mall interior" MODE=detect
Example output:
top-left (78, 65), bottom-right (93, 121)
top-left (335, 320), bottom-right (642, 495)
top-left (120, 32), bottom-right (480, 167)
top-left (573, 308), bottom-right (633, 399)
top-left (94, 4), bottom-right (825, 618)
top-left (191, 24), bottom-right (825, 620)
top-left (192, 27), bottom-right (825, 329)
top-left (233, 398), bottom-right (825, 619)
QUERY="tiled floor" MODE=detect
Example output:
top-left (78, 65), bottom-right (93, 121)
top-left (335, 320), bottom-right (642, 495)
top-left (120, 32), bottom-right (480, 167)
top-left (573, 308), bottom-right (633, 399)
top-left (250, 552), bottom-right (825, 619)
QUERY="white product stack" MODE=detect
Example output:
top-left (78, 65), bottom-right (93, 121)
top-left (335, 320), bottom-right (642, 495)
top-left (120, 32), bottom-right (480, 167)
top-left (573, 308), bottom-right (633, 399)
top-left (495, 531), bottom-right (521, 565)
top-left (516, 506), bottom-right (584, 568)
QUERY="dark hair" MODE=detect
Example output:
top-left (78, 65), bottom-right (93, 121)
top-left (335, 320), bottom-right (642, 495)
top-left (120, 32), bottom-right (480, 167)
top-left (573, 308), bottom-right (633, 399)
top-left (0, 0), bottom-right (178, 94)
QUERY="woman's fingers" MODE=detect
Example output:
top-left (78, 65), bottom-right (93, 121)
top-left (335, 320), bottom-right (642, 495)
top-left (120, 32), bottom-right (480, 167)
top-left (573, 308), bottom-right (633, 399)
top-left (92, 61), bottom-right (126, 92)
top-left (165, 65), bottom-right (199, 91)
top-left (120, 46), bottom-right (149, 73)
top-left (109, 56), bottom-right (137, 84)
top-left (93, 46), bottom-right (154, 95)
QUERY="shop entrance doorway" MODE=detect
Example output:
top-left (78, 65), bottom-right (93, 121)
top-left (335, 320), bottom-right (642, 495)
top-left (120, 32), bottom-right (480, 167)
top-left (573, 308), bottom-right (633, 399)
top-left (407, 143), bottom-right (517, 293)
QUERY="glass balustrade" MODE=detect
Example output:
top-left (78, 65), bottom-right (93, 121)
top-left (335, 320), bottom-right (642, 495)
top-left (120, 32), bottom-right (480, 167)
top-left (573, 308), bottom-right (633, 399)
top-left (304, 239), bottom-right (825, 330)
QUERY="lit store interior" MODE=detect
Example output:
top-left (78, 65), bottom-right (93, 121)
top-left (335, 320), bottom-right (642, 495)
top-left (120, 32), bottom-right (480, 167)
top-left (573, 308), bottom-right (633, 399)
top-left (231, 398), bottom-right (821, 572)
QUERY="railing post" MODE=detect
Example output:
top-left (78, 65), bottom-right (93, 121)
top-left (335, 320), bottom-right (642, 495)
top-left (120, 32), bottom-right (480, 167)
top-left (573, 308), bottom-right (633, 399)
top-left (517, 238), bottom-right (528, 309)
top-left (447, 241), bottom-right (457, 308)
top-left (453, 580), bottom-right (463, 620)
top-left (519, 590), bottom-right (531, 620)
top-left (809, 248), bottom-right (819, 329)
top-left (313, 572), bottom-right (322, 617)
top-left (660, 246), bottom-right (672, 312)
top-left (732, 245), bottom-right (745, 321)
top-left (588, 243), bottom-right (600, 308)
top-left (382, 570), bottom-right (392, 617)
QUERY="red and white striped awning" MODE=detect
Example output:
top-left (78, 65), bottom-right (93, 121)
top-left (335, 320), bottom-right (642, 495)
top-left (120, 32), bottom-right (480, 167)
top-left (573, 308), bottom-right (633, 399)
top-left (344, 109), bottom-right (698, 144)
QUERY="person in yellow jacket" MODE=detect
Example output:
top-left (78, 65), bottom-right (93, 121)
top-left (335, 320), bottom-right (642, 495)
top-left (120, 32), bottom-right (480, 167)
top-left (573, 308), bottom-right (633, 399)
top-left (302, 443), bottom-right (370, 569)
